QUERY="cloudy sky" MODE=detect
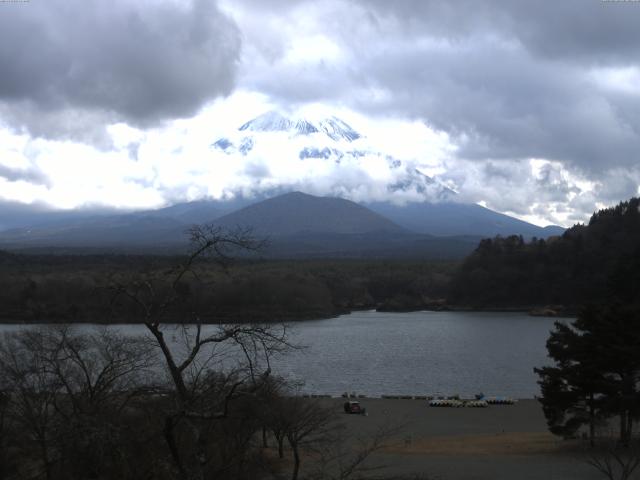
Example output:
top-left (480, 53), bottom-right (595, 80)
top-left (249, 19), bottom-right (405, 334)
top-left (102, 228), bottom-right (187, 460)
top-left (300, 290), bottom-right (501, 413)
top-left (1, 0), bottom-right (639, 227)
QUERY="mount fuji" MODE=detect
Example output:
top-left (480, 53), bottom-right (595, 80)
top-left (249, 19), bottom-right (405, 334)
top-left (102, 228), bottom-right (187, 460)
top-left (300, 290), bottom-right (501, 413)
top-left (0, 111), bottom-right (565, 255)
top-left (211, 110), bottom-right (455, 202)
top-left (239, 110), bottom-right (361, 142)
top-left (208, 111), bottom-right (564, 238)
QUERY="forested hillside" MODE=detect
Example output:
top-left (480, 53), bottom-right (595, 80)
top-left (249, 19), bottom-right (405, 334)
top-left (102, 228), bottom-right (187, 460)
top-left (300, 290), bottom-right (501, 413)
top-left (450, 197), bottom-right (640, 309)
top-left (0, 253), bottom-right (454, 323)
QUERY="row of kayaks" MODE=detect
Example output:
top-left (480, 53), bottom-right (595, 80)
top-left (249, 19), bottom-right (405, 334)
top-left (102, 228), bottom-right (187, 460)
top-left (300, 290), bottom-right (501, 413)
top-left (429, 396), bottom-right (517, 407)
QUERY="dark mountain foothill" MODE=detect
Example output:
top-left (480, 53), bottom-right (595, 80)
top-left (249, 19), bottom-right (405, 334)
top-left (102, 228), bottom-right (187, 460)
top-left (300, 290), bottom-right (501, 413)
top-left (211, 191), bottom-right (405, 236)
top-left (0, 191), bottom-right (562, 259)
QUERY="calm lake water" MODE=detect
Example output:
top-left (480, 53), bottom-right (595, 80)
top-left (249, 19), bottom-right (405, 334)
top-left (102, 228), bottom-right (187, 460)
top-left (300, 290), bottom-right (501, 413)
top-left (277, 310), bottom-right (561, 398)
top-left (0, 310), bottom-right (561, 398)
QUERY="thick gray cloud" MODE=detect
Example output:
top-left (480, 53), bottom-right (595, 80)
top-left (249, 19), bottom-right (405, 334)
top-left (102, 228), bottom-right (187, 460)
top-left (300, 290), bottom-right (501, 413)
top-left (219, 0), bottom-right (640, 224)
top-left (355, 0), bottom-right (640, 62)
top-left (1, 0), bottom-right (639, 226)
top-left (0, 164), bottom-right (49, 186)
top-left (0, 0), bottom-right (240, 140)
top-left (233, 0), bottom-right (640, 174)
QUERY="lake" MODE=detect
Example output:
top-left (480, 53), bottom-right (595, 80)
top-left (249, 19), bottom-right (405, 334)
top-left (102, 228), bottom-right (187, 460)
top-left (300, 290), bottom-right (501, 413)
top-left (274, 310), bottom-right (561, 398)
top-left (0, 310), bottom-right (561, 398)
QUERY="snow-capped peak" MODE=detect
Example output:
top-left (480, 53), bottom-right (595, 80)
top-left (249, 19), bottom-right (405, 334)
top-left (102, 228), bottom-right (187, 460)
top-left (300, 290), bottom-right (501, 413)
top-left (238, 111), bottom-right (360, 142)
top-left (209, 110), bottom-right (455, 203)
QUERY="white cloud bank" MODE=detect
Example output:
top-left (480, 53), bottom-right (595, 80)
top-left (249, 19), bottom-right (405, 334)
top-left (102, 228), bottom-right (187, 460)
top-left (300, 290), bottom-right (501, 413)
top-left (1, 0), bottom-right (640, 228)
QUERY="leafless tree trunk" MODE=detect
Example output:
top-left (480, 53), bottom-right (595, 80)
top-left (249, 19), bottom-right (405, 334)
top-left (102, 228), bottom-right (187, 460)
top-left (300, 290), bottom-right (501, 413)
top-left (291, 441), bottom-right (301, 480)
top-left (110, 225), bottom-right (290, 480)
top-left (277, 435), bottom-right (285, 459)
top-left (281, 398), bottom-right (335, 480)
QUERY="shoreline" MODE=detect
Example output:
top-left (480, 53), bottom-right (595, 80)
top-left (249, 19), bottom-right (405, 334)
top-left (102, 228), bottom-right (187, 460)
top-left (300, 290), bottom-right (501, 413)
top-left (380, 303), bottom-right (576, 318)
top-left (303, 393), bottom-right (536, 401)
top-left (0, 304), bottom-right (575, 325)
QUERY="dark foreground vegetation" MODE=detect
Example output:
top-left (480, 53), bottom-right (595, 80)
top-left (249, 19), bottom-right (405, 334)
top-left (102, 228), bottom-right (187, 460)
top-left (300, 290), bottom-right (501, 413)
top-left (0, 226), bottom-right (423, 480)
top-left (0, 325), bottom-right (420, 480)
top-left (537, 304), bottom-right (640, 445)
top-left (534, 302), bottom-right (640, 480)
top-left (530, 199), bottom-right (640, 479)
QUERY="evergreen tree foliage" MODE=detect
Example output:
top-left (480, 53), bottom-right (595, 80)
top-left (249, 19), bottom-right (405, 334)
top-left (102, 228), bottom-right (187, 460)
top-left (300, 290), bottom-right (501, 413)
top-left (451, 197), bottom-right (640, 308)
top-left (536, 304), bottom-right (640, 445)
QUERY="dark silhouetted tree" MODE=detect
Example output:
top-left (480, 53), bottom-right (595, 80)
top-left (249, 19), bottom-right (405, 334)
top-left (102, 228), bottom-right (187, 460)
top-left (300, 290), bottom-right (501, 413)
top-left (536, 304), bottom-right (640, 445)
top-left (110, 225), bottom-right (291, 480)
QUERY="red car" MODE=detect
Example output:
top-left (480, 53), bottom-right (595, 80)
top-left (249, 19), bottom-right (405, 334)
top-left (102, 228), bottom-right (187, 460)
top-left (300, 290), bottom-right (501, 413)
top-left (343, 400), bottom-right (366, 415)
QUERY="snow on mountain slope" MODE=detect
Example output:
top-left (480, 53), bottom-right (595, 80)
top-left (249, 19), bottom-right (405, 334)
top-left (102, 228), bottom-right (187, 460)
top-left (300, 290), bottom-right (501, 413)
top-left (212, 110), bottom-right (363, 157)
top-left (210, 110), bottom-right (454, 203)
top-left (237, 111), bottom-right (361, 142)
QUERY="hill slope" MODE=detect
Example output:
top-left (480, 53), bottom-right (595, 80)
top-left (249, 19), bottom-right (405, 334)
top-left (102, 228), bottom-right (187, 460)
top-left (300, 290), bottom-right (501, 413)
top-left (450, 197), bottom-right (640, 309)
top-left (366, 201), bottom-right (564, 238)
top-left (212, 191), bottom-right (405, 236)
top-left (0, 192), bottom-right (480, 259)
top-left (0, 214), bottom-right (187, 250)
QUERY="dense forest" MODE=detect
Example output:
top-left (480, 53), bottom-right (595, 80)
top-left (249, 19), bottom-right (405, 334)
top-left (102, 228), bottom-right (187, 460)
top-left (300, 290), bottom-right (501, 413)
top-left (0, 252), bottom-right (454, 324)
top-left (450, 197), bottom-right (640, 311)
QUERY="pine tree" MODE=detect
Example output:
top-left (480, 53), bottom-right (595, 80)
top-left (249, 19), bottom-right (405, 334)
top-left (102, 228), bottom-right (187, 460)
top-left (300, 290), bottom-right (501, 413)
top-left (535, 304), bottom-right (640, 445)
top-left (535, 317), bottom-right (604, 445)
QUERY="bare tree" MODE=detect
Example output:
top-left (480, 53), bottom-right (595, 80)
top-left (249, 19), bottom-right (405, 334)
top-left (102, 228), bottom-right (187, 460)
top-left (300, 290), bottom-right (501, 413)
top-left (44, 327), bottom-right (154, 479)
top-left (279, 397), bottom-right (336, 480)
top-left (110, 225), bottom-right (291, 480)
top-left (0, 329), bottom-right (61, 480)
top-left (585, 439), bottom-right (640, 480)
top-left (40, 326), bottom-right (154, 416)
top-left (260, 377), bottom-right (297, 459)
top-left (0, 388), bottom-right (12, 479)
top-left (0, 326), bottom-right (155, 480)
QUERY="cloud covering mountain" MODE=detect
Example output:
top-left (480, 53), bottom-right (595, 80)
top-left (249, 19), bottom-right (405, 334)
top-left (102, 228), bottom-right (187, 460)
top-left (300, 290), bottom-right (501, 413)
top-left (0, 0), bottom-right (638, 227)
top-left (224, 0), bottom-right (640, 223)
top-left (210, 110), bottom-right (454, 205)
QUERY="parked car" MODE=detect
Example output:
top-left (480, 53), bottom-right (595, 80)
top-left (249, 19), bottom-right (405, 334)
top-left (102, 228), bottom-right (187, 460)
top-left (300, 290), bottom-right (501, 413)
top-left (343, 400), bottom-right (366, 414)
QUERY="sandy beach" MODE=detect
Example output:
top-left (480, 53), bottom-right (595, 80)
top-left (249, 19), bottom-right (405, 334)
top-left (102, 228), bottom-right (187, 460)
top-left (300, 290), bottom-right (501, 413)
top-left (316, 398), bottom-right (605, 480)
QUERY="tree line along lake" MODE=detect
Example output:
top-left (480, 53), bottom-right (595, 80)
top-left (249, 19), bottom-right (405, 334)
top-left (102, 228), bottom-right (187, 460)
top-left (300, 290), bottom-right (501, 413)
top-left (0, 310), bottom-right (561, 399)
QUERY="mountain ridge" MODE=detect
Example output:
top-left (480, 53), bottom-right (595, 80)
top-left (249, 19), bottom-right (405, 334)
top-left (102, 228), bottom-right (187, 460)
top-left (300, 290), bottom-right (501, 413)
top-left (0, 191), bottom-right (564, 258)
top-left (211, 191), bottom-right (405, 236)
